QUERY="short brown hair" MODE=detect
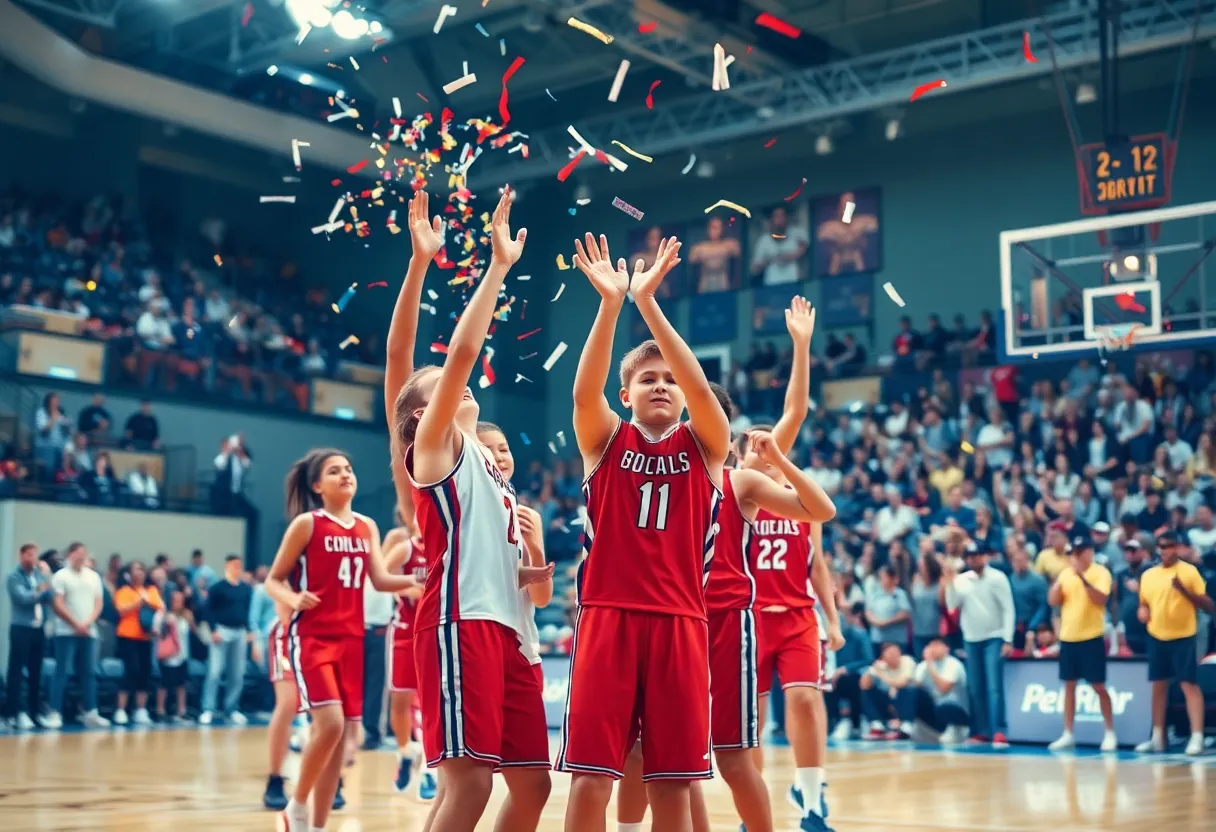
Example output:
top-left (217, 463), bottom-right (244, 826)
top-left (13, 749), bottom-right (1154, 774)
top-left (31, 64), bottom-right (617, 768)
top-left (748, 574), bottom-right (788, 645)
top-left (618, 340), bottom-right (664, 388)
top-left (708, 382), bottom-right (734, 419)
top-left (735, 423), bottom-right (773, 456)
top-left (476, 421), bottom-right (505, 437)
top-left (19, 543), bottom-right (37, 557)
top-left (392, 365), bottom-right (442, 451)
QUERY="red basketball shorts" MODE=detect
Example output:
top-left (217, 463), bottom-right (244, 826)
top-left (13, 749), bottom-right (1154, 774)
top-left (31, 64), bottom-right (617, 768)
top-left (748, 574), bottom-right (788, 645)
top-left (268, 622), bottom-right (291, 684)
top-left (415, 620), bottom-right (550, 770)
top-left (287, 633), bottom-right (364, 720)
top-left (708, 608), bottom-right (761, 750)
top-left (387, 625), bottom-right (417, 692)
top-left (557, 607), bottom-right (711, 781)
top-left (756, 607), bottom-right (822, 694)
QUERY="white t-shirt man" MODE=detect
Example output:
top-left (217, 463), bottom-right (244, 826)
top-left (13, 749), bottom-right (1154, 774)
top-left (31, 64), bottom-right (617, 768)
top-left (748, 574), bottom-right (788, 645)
top-left (975, 421), bottom-right (1013, 469)
top-left (50, 565), bottom-right (104, 638)
top-left (914, 655), bottom-right (968, 709)
top-left (751, 225), bottom-right (810, 285)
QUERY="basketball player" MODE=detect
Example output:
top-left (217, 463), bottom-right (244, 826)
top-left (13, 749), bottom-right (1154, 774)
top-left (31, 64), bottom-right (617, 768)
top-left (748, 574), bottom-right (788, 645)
top-left (559, 233), bottom-right (730, 832)
top-left (383, 526), bottom-right (426, 794)
top-left (396, 189), bottom-right (554, 832)
top-left (266, 449), bottom-right (420, 832)
top-left (742, 436), bottom-right (844, 831)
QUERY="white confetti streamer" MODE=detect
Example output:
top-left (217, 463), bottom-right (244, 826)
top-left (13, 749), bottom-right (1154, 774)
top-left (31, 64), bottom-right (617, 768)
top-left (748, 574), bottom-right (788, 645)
top-left (433, 4), bottom-right (457, 34)
top-left (882, 282), bottom-right (906, 307)
top-left (291, 139), bottom-right (309, 170)
top-left (427, 289), bottom-right (438, 300)
top-left (551, 283), bottom-right (566, 302)
top-left (442, 74), bottom-right (478, 95)
top-left (259, 196), bottom-right (296, 203)
top-left (608, 59), bottom-right (631, 102)
top-left (327, 197), bottom-right (345, 225)
top-left (392, 97), bottom-right (402, 117)
top-left (543, 341), bottom-right (568, 372)
top-left (327, 109), bottom-right (358, 123)
top-left (311, 221), bottom-right (344, 235)
top-left (682, 154), bottom-right (697, 175)
top-left (349, 56), bottom-right (360, 70)
top-left (515, 374), bottom-right (532, 383)
top-left (420, 303), bottom-right (436, 315)
top-left (516, 275), bottom-right (531, 281)
top-left (548, 441), bottom-right (558, 454)
top-left (842, 201), bottom-right (856, 223)
top-left (556, 430), bottom-right (566, 447)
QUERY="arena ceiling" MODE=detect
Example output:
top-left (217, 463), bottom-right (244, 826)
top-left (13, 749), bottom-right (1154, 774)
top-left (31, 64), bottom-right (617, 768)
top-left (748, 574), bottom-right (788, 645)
top-left (9, 0), bottom-right (1216, 185)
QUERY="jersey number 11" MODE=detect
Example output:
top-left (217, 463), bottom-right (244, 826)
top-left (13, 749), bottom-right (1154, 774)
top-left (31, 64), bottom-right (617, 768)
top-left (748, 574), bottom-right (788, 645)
top-left (636, 481), bottom-right (670, 531)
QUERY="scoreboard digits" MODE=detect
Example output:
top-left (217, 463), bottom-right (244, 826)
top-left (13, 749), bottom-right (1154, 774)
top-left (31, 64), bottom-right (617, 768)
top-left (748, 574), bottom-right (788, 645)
top-left (1082, 134), bottom-right (1168, 209)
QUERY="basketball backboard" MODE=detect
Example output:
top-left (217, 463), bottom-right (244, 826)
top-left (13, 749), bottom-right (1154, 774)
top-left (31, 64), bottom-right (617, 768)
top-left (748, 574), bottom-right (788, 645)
top-left (999, 200), bottom-right (1216, 361)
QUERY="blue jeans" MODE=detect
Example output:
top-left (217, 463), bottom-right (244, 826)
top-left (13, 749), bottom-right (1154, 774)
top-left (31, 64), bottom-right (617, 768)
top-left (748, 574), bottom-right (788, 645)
top-left (964, 638), bottom-right (1007, 737)
top-left (202, 626), bottom-right (248, 714)
top-left (51, 635), bottom-right (98, 714)
top-left (913, 687), bottom-right (970, 732)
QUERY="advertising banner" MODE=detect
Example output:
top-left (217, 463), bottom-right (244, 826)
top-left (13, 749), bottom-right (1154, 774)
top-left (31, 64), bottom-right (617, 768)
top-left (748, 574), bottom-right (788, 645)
top-left (1004, 659), bottom-right (1152, 746)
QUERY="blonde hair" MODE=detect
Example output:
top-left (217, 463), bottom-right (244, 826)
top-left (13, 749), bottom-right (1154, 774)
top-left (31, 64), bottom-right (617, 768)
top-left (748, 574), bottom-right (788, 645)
top-left (392, 365), bottom-right (442, 451)
top-left (618, 339), bottom-right (664, 388)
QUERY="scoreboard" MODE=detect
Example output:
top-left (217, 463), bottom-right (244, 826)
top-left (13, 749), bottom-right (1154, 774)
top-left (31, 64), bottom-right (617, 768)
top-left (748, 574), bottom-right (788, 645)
top-left (1079, 134), bottom-right (1170, 212)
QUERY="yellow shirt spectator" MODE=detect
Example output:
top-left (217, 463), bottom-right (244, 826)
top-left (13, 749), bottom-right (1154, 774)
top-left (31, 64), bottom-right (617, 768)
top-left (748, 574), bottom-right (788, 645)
top-left (1035, 546), bottom-right (1070, 581)
top-left (114, 584), bottom-right (165, 641)
top-left (1058, 563), bottom-right (1112, 643)
top-left (1139, 561), bottom-right (1207, 641)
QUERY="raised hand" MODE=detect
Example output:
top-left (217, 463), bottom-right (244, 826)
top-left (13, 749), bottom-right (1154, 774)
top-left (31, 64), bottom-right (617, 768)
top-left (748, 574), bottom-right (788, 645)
top-left (785, 295), bottom-right (816, 346)
top-left (490, 188), bottom-right (527, 266)
top-left (749, 430), bottom-right (783, 466)
top-left (572, 232), bottom-right (629, 302)
top-left (518, 562), bottom-right (555, 587)
top-left (408, 189), bottom-right (445, 260)
top-left (630, 236), bottom-right (682, 300)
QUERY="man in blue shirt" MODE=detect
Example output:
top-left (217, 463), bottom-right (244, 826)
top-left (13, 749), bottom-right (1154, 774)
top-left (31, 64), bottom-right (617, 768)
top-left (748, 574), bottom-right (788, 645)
top-left (826, 603), bottom-right (877, 740)
top-left (1008, 548), bottom-right (1049, 651)
top-left (4, 543), bottom-right (53, 729)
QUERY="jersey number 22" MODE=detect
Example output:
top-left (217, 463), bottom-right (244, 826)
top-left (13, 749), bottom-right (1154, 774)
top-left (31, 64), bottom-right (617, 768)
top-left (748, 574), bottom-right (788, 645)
top-left (756, 539), bottom-right (787, 570)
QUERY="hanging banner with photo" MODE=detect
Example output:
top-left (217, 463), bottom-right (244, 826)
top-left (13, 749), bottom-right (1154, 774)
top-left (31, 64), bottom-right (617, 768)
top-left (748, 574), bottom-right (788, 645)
top-left (752, 285), bottom-right (794, 334)
top-left (686, 214), bottom-right (745, 294)
top-left (688, 291), bottom-right (738, 345)
top-left (811, 187), bottom-right (883, 278)
top-left (747, 202), bottom-right (811, 288)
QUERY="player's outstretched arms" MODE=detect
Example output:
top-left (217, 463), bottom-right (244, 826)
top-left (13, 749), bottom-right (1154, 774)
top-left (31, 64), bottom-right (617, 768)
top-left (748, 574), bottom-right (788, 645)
top-left (571, 232), bottom-right (627, 464)
top-left (733, 431), bottom-right (836, 523)
top-left (771, 296), bottom-right (815, 455)
top-left (632, 237), bottom-right (730, 468)
top-left (414, 189), bottom-right (525, 483)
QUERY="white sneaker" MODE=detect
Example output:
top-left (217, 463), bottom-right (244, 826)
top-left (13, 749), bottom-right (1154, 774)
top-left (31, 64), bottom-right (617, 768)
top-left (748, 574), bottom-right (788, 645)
top-left (1135, 736), bottom-right (1165, 753)
top-left (38, 712), bottom-right (62, 730)
top-left (942, 726), bottom-right (967, 745)
top-left (15, 712), bottom-right (35, 731)
top-left (1185, 734), bottom-right (1205, 756)
top-left (1048, 732), bottom-right (1075, 751)
top-left (909, 720), bottom-right (941, 744)
top-left (198, 711), bottom-right (213, 726)
top-left (81, 710), bottom-right (110, 729)
top-left (1100, 731), bottom-right (1118, 752)
top-left (229, 711), bottom-right (248, 726)
top-left (831, 720), bottom-right (854, 742)
top-left (113, 708), bottom-right (129, 726)
top-left (132, 708), bottom-right (152, 726)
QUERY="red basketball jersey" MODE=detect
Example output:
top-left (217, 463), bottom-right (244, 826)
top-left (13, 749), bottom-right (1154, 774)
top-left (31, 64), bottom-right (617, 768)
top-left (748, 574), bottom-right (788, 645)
top-left (704, 470), bottom-right (755, 613)
top-left (290, 510), bottom-right (374, 639)
top-left (580, 420), bottom-right (722, 619)
top-left (750, 507), bottom-right (814, 609)
top-left (391, 536), bottom-right (428, 636)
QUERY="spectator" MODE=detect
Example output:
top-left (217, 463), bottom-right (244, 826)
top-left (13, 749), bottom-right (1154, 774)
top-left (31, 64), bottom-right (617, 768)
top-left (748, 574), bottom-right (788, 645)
top-left (127, 462), bottom-right (160, 508)
top-left (1035, 524), bottom-right (1071, 581)
top-left (1135, 533), bottom-right (1213, 755)
top-left (859, 642), bottom-right (917, 739)
top-left (186, 549), bottom-right (218, 590)
top-left (825, 603), bottom-right (874, 741)
top-left (750, 205), bottom-right (808, 285)
top-left (82, 452), bottom-right (120, 505)
top-left (47, 542), bottom-right (108, 728)
top-left (909, 554), bottom-right (944, 657)
top-left (873, 487), bottom-right (918, 548)
top-left (1047, 533), bottom-right (1117, 751)
top-left (1112, 540), bottom-right (1152, 655)
top-left (199, 555), bottom-right (252, 726)
top-left (112, 560), bottom-right (164, 726)
top-left (123, 400), bottom-right (161, 449)
top-left (76, 392), bottom-right (112, 441)
top-left (909, 638), bottom-right (970, 744)
top-left (4, 543), bottom-right (54, 730)
top-left (34, 392), bottom-right (72, 476)
top-left (1008, 547), bottom-right (1049, 651)
top-left (1113, 383), bottom-right (1155, 463)
top-left (944, 542), bottom-right (1015, 747)
top-left (154, 590), bottom-right (194, 723)
top-left (865, 566), bottom-right (912, 652)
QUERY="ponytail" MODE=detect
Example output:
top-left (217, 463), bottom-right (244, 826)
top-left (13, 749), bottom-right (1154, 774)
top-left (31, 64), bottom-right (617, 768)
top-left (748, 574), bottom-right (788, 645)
top-left (284, 447), bottom-right (349, 518)
top-left (393, 365), bottom-right (442, 451)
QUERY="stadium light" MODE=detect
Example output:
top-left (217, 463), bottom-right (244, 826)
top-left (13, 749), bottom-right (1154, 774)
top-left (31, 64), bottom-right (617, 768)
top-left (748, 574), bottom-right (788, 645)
top-left (815, 134), bottom-right (833, 155)
top-left (331, 10), bottom-right (370, 39)
top-left (285, 0), bottom-right (377, 40)
top-left (884, 118), bottom-right (901, 141)
top-left (297, 73), bottom-right (314, 86)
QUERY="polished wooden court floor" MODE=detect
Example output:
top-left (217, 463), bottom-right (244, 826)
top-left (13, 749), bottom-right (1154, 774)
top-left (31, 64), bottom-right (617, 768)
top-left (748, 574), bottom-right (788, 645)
top-left (0, 727), bottom-right (1212, 831)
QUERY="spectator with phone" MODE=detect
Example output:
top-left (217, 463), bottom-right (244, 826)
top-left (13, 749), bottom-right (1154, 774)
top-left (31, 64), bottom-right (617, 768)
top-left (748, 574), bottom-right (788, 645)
top-left (4, 543), bottom-right (54, 730)
top-left (909, 638), bottom-right (970, 744)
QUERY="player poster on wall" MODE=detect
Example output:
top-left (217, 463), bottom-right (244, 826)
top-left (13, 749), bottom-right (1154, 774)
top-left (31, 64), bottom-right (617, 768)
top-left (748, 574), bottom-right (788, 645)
top-left (747, 202), bottom-right (811, 287)
top-left (811, 187), bottom-right (882, 277)
top-left (626, 222), bottom-right (687, 299)
top-left (685, 214), bottom-right (744, 294)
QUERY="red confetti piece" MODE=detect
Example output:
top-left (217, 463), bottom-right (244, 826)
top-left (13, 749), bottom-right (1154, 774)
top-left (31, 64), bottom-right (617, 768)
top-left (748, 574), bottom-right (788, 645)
top-left (1115, 293), bottom-right (1146, 313)
top-left (366, 281), bottom-right (388, 289)
top-left (240, 2), bottom-right (254, 27)
top-left (499, 56), bottom-right (526, 125)
top-left (909, 79), bottom-right (947, 102)
top-left (557, 150), bottom-right (587, 182)
top-left (517, 327), bottom-right (542, 340)
top-left (764, 137), bottom-right (777, 149)
top-left (638, 21), bottom-right (657, 34)
top-left (1023, 31), bottom-right (1038, 63)
top-left (430, 342), bottom-right (448, 354)
top-left (783, 177), bottom-right (807, 202)
top-left (347, 159), bottom-right (369, 174)
top-left (645, 80), bottom-right (662, 109)
top-left (330, 179), bottom-right (342, 186)
top-left (481, 353), bottom-right (496, 386)
top-left (755, 12), bottom-right (801, 39)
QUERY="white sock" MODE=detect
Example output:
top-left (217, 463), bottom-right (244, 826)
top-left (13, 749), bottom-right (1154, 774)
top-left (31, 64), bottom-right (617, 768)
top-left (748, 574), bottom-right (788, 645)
top-left (310, 827), bottom-right (326, 832)
top-left (618, 823), bottom-right (645, 832)
top-left (1152, 727), bottom-right (1165, 743)
top-left (795, 767), bottom-right (826, 817)
top-left (286, 798), bottom-right (308, 818)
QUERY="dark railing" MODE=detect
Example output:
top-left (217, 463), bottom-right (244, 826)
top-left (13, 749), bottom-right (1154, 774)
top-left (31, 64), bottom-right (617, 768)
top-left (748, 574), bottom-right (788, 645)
top-left (0, 373), bottom-right (39, 456)
top-left (0, 476), bottom-right (214, 514)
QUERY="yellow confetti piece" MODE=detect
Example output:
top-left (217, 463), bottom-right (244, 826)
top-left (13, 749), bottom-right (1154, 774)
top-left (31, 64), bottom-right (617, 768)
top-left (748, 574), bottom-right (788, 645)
top-left (556, 254), bottom-right (571, 270)
top-left (339, 335), bottom-right (360, 350)
top-left (961, 441), bottom-right (975, 454)
top-left (567, 16), bottom-right (614, 44)
top-left (610, 140), bottom-right (653, 163)
top-left (703, 199), bottom-right (751, 218)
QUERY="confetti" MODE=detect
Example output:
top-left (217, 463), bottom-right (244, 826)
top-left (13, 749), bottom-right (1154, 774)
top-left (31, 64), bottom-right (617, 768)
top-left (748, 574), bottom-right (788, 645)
top-left (882, 282), bottom-right (906, 307)
top-left (556, 430), bottom-right (566, 447)
top-left (420, 303), bottom-right (436, 315)
top-left (568, 207), bottom-right (577, 215)
top-left (543, 341), bottom-right (568, 371)
top-left (645, 79), bottom-right (661, 109)
top-left (480, 352), bottom-right (496, 387)
top-left (339, 335), bottom-right (360, 350)
top-left (327, 197), bottom-right (344, 225)
top-left (610, 141), bottom-right (653, 163)
top-left (327, 109), bottom-right (358, 123)
top-left (1023, 31), bottom-right (1038, 62)
top-left (367, 281), bottom-right (388, 289)
top-left (909, 79), bottom-right (947, 102)
top-left (499, 56), bottom-right (526, 125)
top-left (704, 199), bottom-right (751, 218)
top-left (612, 197), bottom-right (644, 221)
top-left (347, 159), bottom-right (369, 174)
top-left (608, 59), bottom-right (631, 103)
top-left (517, 327), bottom-right (542, 340)
top-left (638, 21), bottom-right (657, 34)
top-left (842, 201), bottom-right (856, 223)
top-left (755, 12), bottom-right (801, 38)
top-left (259, 195), bottom-right (297, 203)
top-left (392, 97), bottom-right (402, 117)
top-left (556, 254), bottom-right (570, 270)
top-left (545, 89), bottom-right (557, 101)
top-left (430, 342), bottom-right (448, 354)
top-left (557, 150), bottom-right (587, 182)
top-left (515, 276), bottom-right (531, 282)
top-left (499, 38), bottom-right (506, 56)
top-left (515, 374), bottom-right (532, 384)
top-left (682, 154), bottom-right (697, 175)
top-left (567, 17), bottom-right (614, 44)
top-left (433, 4), bottom-right (457, 34)
top-left (241, 2), bottom-right (254, 27)
top-left (291, 138), bottom-right (309, 169)
top-left (296, 24), bottom-right (311, 45)
top-left (350, 56), bottom-right (360, 70)
top-left (961, 441), bottom-right (975, 454)
top-left (442, 73), bottom-right (478, 95)
top-left (475, 22), bottom-right (489, 36)
top-left (548, 441), bottom-right (558, 454)
top-left (763, 137), bottom-right (778, 149)
top-left (712, 43), bottom-right (730, 91)
top-left (332, 283), bottom-right (357, 313)
top-left (551, 283), bottom-right (566, 302)
top-left (783, 177), bottom-right (807, 201)
top-left (266, 65), bottom-right (279, 76)
top-left (520, 433), bottom-right (531, 445)
top-left (520, 353), bottom-right (537, 360)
